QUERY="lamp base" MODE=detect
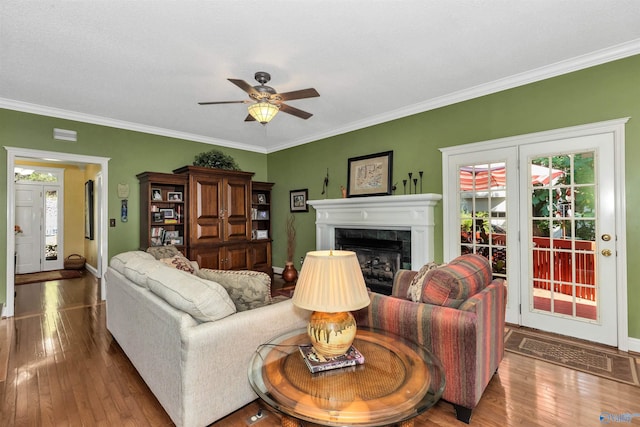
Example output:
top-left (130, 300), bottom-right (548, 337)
top-left (307, 311), bottom-right (357, 358)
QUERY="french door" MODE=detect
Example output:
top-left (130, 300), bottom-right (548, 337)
top-left (519, 134), bottom-right (617, 345)
top-left (450, 147), bottom-right (520, 324)
top-left (444, 122), bottom-right (623, 346)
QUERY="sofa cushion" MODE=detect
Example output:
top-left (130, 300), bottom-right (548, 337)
top-left (420, 254), bottom-right (492, 308)
top-left (196, 269), bottom-right (272, 311)
top-left (146, 245), bottom-right (182, 260)
top-left (407, 262), bottom-right (445, 302)
top-left (160, 254), bottom-right (196, 274)
top-left (110, 250), bottom-right (155, 274)
top-left (146, 266), bottom-right (236, 322)
top-left (123, 257), bottom-right (163, 288)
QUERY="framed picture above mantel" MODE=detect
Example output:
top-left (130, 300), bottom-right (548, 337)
top-left (347, 150), bottom-right (393, 197)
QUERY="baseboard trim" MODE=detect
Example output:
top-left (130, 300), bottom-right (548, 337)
top-left (627, 336), bottom-right (640, 354)
top-left (85, 263), bottom-right (99, 278)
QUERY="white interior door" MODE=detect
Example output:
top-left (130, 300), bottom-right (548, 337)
top-left (519, 133), bottom-right (617, 346)
top-left (15, 184), bottom-right (42, 274)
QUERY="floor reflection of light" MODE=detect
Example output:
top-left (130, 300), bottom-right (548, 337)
top-left (43, 282), bottom-right (61, 316)
top-left (16, 369), bottom-right (33, 385)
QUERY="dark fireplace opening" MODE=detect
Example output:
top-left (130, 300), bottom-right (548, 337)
top-left (335, 229), bottom-right (411, 295)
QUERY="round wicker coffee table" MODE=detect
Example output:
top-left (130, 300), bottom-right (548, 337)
top-left (248, 327), bottom-right (445, 427)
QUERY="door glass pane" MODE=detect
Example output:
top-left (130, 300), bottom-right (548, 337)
top-left (529, 152), bottom-right (597, 321)
top-left (459, 162), bottom-right (507, 280)
top-left (45, 190), bottom-right (58, 261)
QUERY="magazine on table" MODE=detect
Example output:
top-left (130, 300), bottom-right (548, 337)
top-left (298, 344), bottom-right (364, 373)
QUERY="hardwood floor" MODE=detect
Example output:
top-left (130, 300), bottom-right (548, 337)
top-left (2, 273), bottom-right (640, 426)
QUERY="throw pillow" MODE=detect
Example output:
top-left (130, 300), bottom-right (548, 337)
top-left (146, 245), bottom-right (182, 260)
top-left (123, 257), bottom-right (163, 288)
top-left (146, 265), bottom-right (236, 322)
top-left (421, 254), bottom-right (492, 308)
top-left (407, 262), bottom-right (445, 302)
top-left (196, 269), bottom-right (272, 311)
top-left (110, 250), bottom-right (155, 274)
top-left (160, 254), bottom-right (195, 274)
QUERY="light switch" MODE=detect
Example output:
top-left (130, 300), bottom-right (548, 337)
top-left (110, 218), bottom-right (116, 227)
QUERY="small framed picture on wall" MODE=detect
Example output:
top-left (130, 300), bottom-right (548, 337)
top-left (290, 189), bottom-right (309, 212)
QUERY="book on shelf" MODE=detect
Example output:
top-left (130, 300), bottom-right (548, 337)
top-left (298, 344), bottom-right (364, 373)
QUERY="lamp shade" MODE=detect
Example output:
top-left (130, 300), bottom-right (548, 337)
top-left (247, 102), bottom-right (279, 124)
top-left (292, 250), bottom-right (370, 313)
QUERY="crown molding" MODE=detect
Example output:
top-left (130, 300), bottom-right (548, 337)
top-left (267, 38), bottom-right (640, 153)
top-left (0, 98), bottom-right (268, 154)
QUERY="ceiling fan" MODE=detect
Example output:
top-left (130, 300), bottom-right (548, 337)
top-left (198, 71), bottom-right (320, 124)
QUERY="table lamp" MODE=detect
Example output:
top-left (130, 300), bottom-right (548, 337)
top-left (292, 250), bottom-right (370, 358)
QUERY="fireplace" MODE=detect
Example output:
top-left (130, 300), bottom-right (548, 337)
top-left (308, 193), bottom-right (442, 290)
top-left (335, 228), bottom-right (411, 294)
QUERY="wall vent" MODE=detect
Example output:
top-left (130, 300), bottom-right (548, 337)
top-left (53, 128), bottom-right (77, 142)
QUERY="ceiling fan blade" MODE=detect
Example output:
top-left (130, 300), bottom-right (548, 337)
top-left (276, 88), bottom-right (320, 101)
top-left (279, 103), bottom-right (313, 119)
top-left (228, 78), bottom-right (261, 98)
top-left (244, 114), bottom-right (256, 122)
top-left (198, 100), bottom-right (249, 105)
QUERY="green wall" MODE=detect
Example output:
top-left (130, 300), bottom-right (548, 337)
top-left (267, 54), bottom-right (640, 339)
top-left (0, 110), bottom-right (268, 304)
top-left (2, 54), bottom-right (639, 339)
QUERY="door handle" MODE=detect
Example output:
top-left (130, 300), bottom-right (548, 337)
top-left (601, 249), bottom-right (612, 257)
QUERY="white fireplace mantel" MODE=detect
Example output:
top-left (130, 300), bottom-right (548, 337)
top-left (307, 194), bottom-right (442, 269)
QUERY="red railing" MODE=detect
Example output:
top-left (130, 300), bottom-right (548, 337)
top-left (532, 237), bottom-right (596, 301)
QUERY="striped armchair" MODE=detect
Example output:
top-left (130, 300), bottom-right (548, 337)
top-left (354, 254), bottom-right (506, 424)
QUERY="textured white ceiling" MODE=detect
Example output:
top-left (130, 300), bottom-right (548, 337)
top-left (2, 1), bottom-right (640, 153)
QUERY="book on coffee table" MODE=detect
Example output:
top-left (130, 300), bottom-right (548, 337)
top-left (299, 344), bottom-right (364, 373)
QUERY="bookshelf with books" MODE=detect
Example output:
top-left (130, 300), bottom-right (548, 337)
top-left (137, 172), bottom-right (188, 253)
top-left (250, 181), bottom-right (273, 277)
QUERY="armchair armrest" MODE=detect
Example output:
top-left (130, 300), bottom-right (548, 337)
top-left (354, 279), bottom-right (505, 411)
top-left (390, 269), bottom-right (417, 298)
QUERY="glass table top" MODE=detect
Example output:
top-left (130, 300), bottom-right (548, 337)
top-left (248, 327), bottom-right (445, 427)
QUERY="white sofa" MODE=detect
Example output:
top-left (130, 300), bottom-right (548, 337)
top-left (105, 251), bottom-right (308, 427)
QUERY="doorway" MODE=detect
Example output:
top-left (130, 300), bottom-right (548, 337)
top-left (15, 167), bottom-right (65, 273)
top-left (441, 118), bottom-right (628, 350)
top-left (4, 147), bottom-right (110, 318)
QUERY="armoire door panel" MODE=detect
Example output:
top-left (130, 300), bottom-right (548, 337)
top-left (195, 224), bottom-right (222, 241)
top-left (225, 245), bottom-right (251, 270)
top-left (190, 247), bottom-right (221, 270)
top-left (226, 222), bottom-right (248, 240)
top-left (225, 180), bottom-right (249, 219)
top-left (195, 180), bottom-right (221, 219)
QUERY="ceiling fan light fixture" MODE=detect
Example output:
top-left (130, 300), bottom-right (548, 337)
top-left (248, 102), bottom-right (279, 124)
